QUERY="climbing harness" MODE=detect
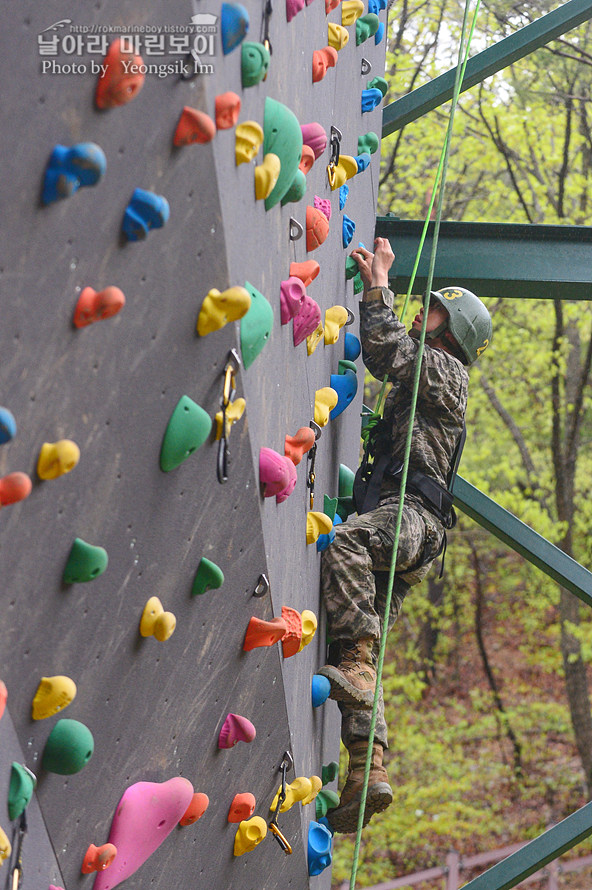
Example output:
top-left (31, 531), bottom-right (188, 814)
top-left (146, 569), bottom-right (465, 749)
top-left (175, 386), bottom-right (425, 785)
top-left (306, 422), bottom-right (322, 510)
top-left (268, 751), bottom-right (293, 854)
top-left (217, 349), bottom-right (241, 484)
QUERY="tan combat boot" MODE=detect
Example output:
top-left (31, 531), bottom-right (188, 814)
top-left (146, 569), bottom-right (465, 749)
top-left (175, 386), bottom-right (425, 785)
top-left (327, 741), bottom-right (393, 833)
top-left (317, 638), bottom-right (377, 709)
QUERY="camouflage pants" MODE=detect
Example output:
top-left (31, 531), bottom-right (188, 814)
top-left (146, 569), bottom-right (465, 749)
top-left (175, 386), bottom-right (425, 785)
top-left (320, 495), bottom-right (444, 749)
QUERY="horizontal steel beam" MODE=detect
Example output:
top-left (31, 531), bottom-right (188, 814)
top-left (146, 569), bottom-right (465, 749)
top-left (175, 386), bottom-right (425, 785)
top-left (382, 0), bottom-right (592, 136)
top-left (375, 217), bottom-right (592, 300)
top-left (452, 476), bottom-right (592, 606)
top-left (461, 802), bottom-right (592, 890)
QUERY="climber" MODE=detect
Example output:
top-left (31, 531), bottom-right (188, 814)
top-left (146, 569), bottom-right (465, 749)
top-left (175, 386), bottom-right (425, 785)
top-left (318, 237), bottom-right (492, 833)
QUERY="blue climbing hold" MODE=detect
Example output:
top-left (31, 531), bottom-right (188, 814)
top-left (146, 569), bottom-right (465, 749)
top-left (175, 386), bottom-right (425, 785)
top-left (355, 153), bottom-right (371, 172)
top-left (221, 2), bottom-right (250, 54)
top-left (361, 88), bottom-right (383, 113)
top-left (122, 188), bottom-right (170, 241)
top-left (368, 0), bottom-right (387, 12)
top-left (342, 214), bottom-right (356, 248)
top-left (308, 821), bottom-right (333, 876)
top-left (316, 525), bottom-right (336, 552)
top-left (344, 331), bottom-right (361, 362)
top-left (375, 21), bottom-right (385, 43)
top-left (312, 674), bottom-right (331, 707)
top-left (339, 183), bottom-right (349, 210)
top-left (317, 816), bottom-right (335, 836)
top-left (42, 143), bottom-right (106, 205)
top-left (333, 512), bottom-right (343, 526)
top-left (330, 368), bottom-right (357, 419)
top-left (0, 408), bottom-right (16, 445)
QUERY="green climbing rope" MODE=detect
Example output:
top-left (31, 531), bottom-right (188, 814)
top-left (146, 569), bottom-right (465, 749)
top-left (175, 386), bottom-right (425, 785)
top-left (348, 3), bottom-right (481, 888)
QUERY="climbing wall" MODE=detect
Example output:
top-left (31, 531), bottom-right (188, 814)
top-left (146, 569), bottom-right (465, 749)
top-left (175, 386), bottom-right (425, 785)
top-left (0, 0), bottom-right (387, 887)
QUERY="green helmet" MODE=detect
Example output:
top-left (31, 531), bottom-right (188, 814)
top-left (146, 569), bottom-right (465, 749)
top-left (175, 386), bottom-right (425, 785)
top-left (429, 286), bottom-right (492, 365)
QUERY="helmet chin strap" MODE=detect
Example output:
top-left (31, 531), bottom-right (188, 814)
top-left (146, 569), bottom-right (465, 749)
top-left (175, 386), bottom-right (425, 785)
top-left (409, 320), bottom-right (449, 341)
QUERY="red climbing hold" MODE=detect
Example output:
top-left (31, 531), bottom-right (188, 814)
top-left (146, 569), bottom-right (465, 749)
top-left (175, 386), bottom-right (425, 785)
top-left (173, 107), bottom-right (217, 146)
top-left (290, 260), bottom-right (320, 287)
top-left (95, 38), bottom-right (145, 109)
top-left (325, 0), bottom-right (341, 11)
top-left (299, 144), bottom-right (316, 174)
top-left (0, 472), bottom-right (32, 507)
top-left (179, 792), bottom-right (210, 825)
top-left (284, 427), bottom-right (316, 465)
top-left (281, 606), bottom-right (303, 658)
top-left (215, 92), bottom-right (242, 129)
top-left (312, 46), bottom-right (338, 83)
top-left (243, 616), bottom-right (288, 651)
top-left (73, 286), bottom-right (125, 328)
top-left (228, 792), bottom-right (256, 822)
top-left (306, 206), bottom-right (330, 251)
top-left (81, 843), bottom-right (117, 873)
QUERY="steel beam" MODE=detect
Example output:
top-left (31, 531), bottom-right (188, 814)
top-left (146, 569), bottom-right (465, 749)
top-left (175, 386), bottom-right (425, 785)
top-left (461, 802), bottom-right (592, 890)
top-left (452, 476), bottom-right (592, 606)
top-left (382, 0), bottom-right (592, 136)
top-left (374, 217), bottom-right (592, 300)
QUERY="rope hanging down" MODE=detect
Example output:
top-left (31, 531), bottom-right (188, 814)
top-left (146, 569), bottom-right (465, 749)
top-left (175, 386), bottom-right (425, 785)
top-left (348, 3), bottom-right (481, 888)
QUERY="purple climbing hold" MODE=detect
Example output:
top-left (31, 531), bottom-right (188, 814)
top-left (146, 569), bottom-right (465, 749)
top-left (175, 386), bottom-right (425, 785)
top-left (361, 88), bottom-right (383, 113)
top-left (314, 195), bottom-right (332, 221)
top-left (301, 123), bottom-right (328, 160)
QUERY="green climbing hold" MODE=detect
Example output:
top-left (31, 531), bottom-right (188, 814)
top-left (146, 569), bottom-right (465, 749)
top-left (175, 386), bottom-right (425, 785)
top-left (42, 719), bottom-right (94, 775)
top-left (63, 538), bottom-right (108, 584)
top-left (353, 272), bottom-right (364, 294)
top-left (8, 763), bottom-right (36, 820)
top-left (367, 76), bottom-right (388, 97)
top-left (321, 760), bottom-right (339, 786)
top-left (357, 131), bottom-right (379, 156)
top-left (345, 256), bottom-right (359, 280)
top-left (316, 788), bottom-right (340, 819)
top-left (338, 359), bottom-right (357, 375)
top-left (336, 496), bottom-right (355, 521)
top-left (241, 41), bottom-right (270, 87)
top-left (280, 169), bottom-right (307, 206)
top-left (323, 495), bottom-right (338, 523)
top-left (240, 282), bottom-right (274, 369)
top-left (339, 464), bottom-right (355, 498)
top-left (356, 13), bottom-right (380, 44)
top-left (192, 557), bottom-right (224, 596)
top-left (160, 395), bottom-right (212, 472)
top-left (263, 97), bottom-right (304, 211)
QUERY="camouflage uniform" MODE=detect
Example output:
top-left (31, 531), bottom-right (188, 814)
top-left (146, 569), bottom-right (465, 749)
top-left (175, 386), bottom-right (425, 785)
top-left (321, 286), bottom-right (469, 748)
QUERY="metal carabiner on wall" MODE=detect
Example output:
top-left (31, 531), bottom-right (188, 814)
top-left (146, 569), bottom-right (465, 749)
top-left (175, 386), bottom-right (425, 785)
top-left (268, 751), bottom-right (294, 855)
top-left (217, 348), bottom-right (241, 484)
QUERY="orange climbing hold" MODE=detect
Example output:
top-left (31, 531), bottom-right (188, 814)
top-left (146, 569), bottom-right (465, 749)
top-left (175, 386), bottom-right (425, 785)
top-left (81, 843), bottom-right (117, 873)
top-left (306, 206), bottom-right (330, 252)
top-left (0, 472), bottom-right (32, 506)
top-left (215, 92), bottom-right (241, 129)
top-left (284, 427), bottom-right (316, 465)
top-left (299, 144), bottom-right (316, 174)
top-left (228, 792), bottom-right (256, 823)
top-left (312, 46), bottom-right (338, 83)
top-left (179, 792), bottom-right (210, 825)
top-left (173, 107), bottom-right (217, 146)
top-left (281, 606), bottom-right (303, 658)
top-left (243, 616), bottom-right (288, 651)
top-left (325, 0), bottom-right (341, 12)
top-left (290, 260), bottom-right (320, 287)
top-left (95, 38), bottom-right (145, 109)
top-left (73, 286), bottom-right (125, 328)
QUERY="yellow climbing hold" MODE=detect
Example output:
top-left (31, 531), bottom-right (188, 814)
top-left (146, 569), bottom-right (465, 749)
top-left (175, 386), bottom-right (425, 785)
top-left (301, 775), bottom-right (322, 805)
top-left (37, 439), bottom-right (80, 480)
top-left (339, 154), bottom-right (360, 180)
top-left (327, 162), bottom-right (347, 191)
top-left (314, 387), bottom-right (338, 427)
top-left (328, 22), bottom-right (349, 50)
top-left (32, 675), bottom-right (77, 720)
top-left (234, 816), bottom-right (268, 856)
top-left (307, 323), bottom-right (324, 356)
top-left (342, 0), bottom-right (364, 24)
top-left (235, 121), bottom-right (264, 165)
top-left (324, 305), bottom-right (348, 345)
top-left (270, 776), bottom-right (313, 813)
top-left (306, 511), bottom-right (333, 544)
top-left (140, 596), bottom-right (176, 642)
top-left (197, 286), bottom-right (251, 336)
top-left (255, 153), bottom-right (281, 200)
top-left (215, 397), bottom-right (246, 440)
top-left (298, 609), bottom-right (318, 650)
top-left (0, 827), bottom-right (10, 866)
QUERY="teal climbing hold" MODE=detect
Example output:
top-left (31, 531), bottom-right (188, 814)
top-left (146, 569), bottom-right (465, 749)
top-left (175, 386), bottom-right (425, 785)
top-left (8, 763), bottom-right (36, 820)
top-left (358, 131), bottom-right (379, 155)
top-left (345, 256), bottom-right (358, 280)
top-left (221, 2), bottom-right (250, 55)
top-left (356, 13), bottom-right (380, 44)
top-left (192, 557), bottom-right (224, 596)
top-left (42, 719), bottom-right (94, 775)
top-left (280, 169), bottom-right (307, 206)
top-left (336, 496), bottom-right (355, 521)
top-left (321, 761), bottom-right (339, 785)
top-left (353, 272), bottom-right (364, 294)
top-left (160, 396), bottom-right (212, 472)
top-left (241, 41), bottom-right (270, 87)
top-left (63, 538), bottom-right (108, 584)
top-left (240, 282), bottom-right (274, 369)
top-left (316, 789), bottom-right (340, 819)
top-left (367, 75), bottom-right (388, 96)
top-left (338, 359), bottom-right (357, 374)
top-left (338, 464), bottom-right (355, 498)
top-left (323, 495), bottom-right (338, 523)
top-left (263, 97), bottom-right (304, 210)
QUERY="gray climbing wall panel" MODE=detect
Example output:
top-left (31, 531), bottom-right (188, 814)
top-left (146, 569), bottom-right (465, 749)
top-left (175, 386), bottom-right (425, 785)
top-left (0, 0), bottom-right (387, 887)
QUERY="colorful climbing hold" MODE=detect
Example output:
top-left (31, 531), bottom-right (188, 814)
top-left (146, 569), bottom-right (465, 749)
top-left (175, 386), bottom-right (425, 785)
top-left (358, 131), bottom-right (379, 155)
top-left (8, 763), bottom-right (35, 820)
top-left (306, 511), bottom-right (334, 544)
top-left (122, 188), bottom-right (169, 241)
top-left (301, 609), bottom-right (318, 648)
top-left (280, 277), bottom-right (306, 325)
top-left (325, 0), bottom-right (340, 12)
top-left (307, 323), bottom-right (325, 356)
top-left (316, 789), bottom-right (340, 819)
top-left (140, 596), bottom-right (176, 641)
top-left (330, 368), bottom-right (358, 419)
top-left (263, 97), bottom-right (304, 210)
top-left (289, 260), bottom-right (320, 287)
top-left (218, 713), bottom-right (256, 748)
top-left (255, 153), bottom-right (281, 200)
top-left (235, 121), bottom-right (264, 164)
top-left (342, 214), bottom-right (356, 248)
top-left (324, 495), bottom-right (338, 523)
top-left (42, 143), bottom-right (106, 205)
top-left (281, 606), bottom-right (303, 657)
top-left (0, 472), bottom-right (32, 506)
top-left (160, 395), bottom-right (212, 472)
top-left (368, 74), bottom-right (388, 96)
top-left (328, 22), bottom-right (349, 50)
top-left (37, 439), bottom-right (80, 480)
top-left (355, 152), bottom-right (371, 173)
top-left (95, 38), bottom-right (145, 109)
top-left (42, 719), bottom-right (94, 775)
top-left (284, 427), bottom-right (315, 465)
top-left (293, 294), bottom-right (322, 346)
top-left (241, 41), bottom-right (270, 87)
top-left (0, 827), bottom-right (10, 865)
top-left (312, 46), bottom-right (338, 83)
top-left (179, 792), bottom-right (209, 825)
top-left (312, 674), bottom-right (331, 707)
top-left (316, 526), bottom-right (336, 551)
top-left (243, 615), bottom-right (288, 650)
top-left (215, 397), bottom-right (245, 440)
top-left (240, 282), bottom-right (274, 369)
top-left (342, 0), bottom-right (364, 23)
top-left (234, 816), bottom-right (267, 856)
top-left (280, 169), bottom-right (307, 205)
top-left (0, 681), bottom-right (6, 721)
top-left (32, 676), bottom-right (77, 720)
top-left (0, 408), bottom-right (16, 445)
top-left (301, 123), bottom-right (327, 159)
top-left (215, 91), bottom-right (241, 129)
top-left (306, 206), bottom-right (330, 251)
top-left (375, 21), bottom-right (385, 43)
top-left (63, 538), bottom-right (108, 584)
top-left (324, 306), bottom-right (348, 345)
top-left (192, 557), bottom-right (224, 596)
top-left (73, 286), bottom-right (125, 328)
top-left (345, 256), bottom-right (358, 280)
top-left (344, 331), bottom-right (362, 361)
top-left (302, 775), bottom-right (323, 806)
top-left (308, 821), bottom-right (333, 875)
top-left (313, 387), bottom-right (338, 427)
top-left (340, 154), bottom-right (360, 180)
top-left (173, 107), bottom-right (216, 146)
top-left (356, 12), bottom-right (380, 43)
top-left (339, 463), bottom-right (355, 497)
top-left (259, 447), bottom-right (297, 501)
top-left (286, 0), bottom-right (305, 21)
top-left (81, 843), bottom-right (117, 873)
top-left (353, 271), bottom-right (364, 293)
top-left (322, 760), bottom-right (339, 785)
top-left (300, 145), bottom-right (316, 177)
top-left (197, 286), bottom-right (251, 336)
top-left (270, 776), bottom-right (313, 813)
top-left (221, 2), bottom-right (250, 54)
top-left (228, 792), bottom-right (256, 822)
top-left (314, 195), bottom-right (332, 220)
top-left (93, 778), bottom-right (194, 890)
top-left (361, 87), bottom-right (384, 113)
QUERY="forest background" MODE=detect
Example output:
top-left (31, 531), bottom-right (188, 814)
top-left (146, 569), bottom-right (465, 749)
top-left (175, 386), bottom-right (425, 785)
top-left (331, 0), bottom-right (592, 887)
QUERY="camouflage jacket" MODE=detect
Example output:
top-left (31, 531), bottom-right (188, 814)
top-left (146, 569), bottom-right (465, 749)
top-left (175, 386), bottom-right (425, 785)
top-left (359, 287), bottom-right (469, 492)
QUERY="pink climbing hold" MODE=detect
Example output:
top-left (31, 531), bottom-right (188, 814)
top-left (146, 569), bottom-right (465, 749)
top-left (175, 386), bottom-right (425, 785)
top-left (243, 616), bottom-right (288, 651)
top-left (286, 0), bottom-right (305, 20)
top-left (280, 277), bottom-right (306, 325)
top-left (0, 472), bottom-right (32, 507)
top-left (218, 713), bottom-right (256, 748)
top-left (259, 447), bottom-right (297, 502)
top-left (228, 792), bottom-right (256, 822)
top-left (0, 681), bottom-right (6, 721)
top-left (293, 294), bottom-right (322, 346)
top-left (325, 0), bottom-right (340, 11)
top-left (92, 777), bottom-right (194, 890)
top-left (314, 195), bottom-right (332, 221)
top-left (284, 427), bottom-right (316, 465)
top-left (50, 886), bottom-right (65, 890)
top-left (215, 92), bottom-right (241, 130)
top-left (73, 286), bottom-right (125, 328)
top-left (82, 843), bottom-right (117, 873)
top-left (179, 792), bottom-right (209, 825)
top-left (281, 606), bottom-right (303, 658)
top-left (299, 144), bottom-right (316, 175)
top-left (301, 122), bottom-right (327, 159)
